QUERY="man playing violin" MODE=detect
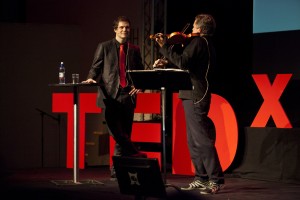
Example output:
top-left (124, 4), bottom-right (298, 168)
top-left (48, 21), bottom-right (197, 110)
top-left (153, 14), bottom-right (224, 194)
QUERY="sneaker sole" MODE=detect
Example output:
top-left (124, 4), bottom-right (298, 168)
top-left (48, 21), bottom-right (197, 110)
top-left (200, 189), bottom-right (219, 194)
top-left (200, 186), bottom-right (220, 194)
top-left (180, 187), bottom-right (207, 191)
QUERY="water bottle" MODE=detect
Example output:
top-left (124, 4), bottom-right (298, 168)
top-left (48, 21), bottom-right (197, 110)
top-left (59, 61), bottom-right (65, 84)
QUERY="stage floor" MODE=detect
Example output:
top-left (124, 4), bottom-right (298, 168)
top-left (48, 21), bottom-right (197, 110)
top-left (1, 166), bottom-right (299, 200)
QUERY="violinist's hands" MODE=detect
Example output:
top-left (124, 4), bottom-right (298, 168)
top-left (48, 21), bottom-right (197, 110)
top-left (155, 33), bottom-right (166, 47)
top-left (129, 86), bottom-right (141, 96)
top-left (81, 78), bottom-right (96, 84)
top-left (153, 59), bottom-right (168, 68)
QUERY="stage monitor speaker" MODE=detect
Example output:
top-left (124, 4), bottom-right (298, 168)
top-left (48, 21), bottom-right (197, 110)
top-left (112, 156), bottom-right (167, 198)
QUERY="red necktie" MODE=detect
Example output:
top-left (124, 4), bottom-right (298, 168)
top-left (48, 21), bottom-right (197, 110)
top-left (119, 44), bottom-right (126, 87)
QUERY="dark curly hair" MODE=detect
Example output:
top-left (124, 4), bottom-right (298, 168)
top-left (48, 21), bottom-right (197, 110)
top-left (113, 16), bottom-right (131, 30)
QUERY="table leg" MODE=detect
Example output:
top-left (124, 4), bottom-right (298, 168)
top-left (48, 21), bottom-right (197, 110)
top-left (73, 85), bottom-right (79, 183)
top-left (161, 87), bottom-right (167, 183)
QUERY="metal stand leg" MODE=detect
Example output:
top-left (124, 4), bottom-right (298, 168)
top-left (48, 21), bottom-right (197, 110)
top-left (73, 85), bottom-right (79, 183)
top-left (161, 87), bottom-right (167, 183)
top-left (51, 85), bottom-right (103, 186)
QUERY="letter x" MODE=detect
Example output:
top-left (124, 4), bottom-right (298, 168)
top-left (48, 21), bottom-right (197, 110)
top-left (251, 74), bottom-right (292, 128)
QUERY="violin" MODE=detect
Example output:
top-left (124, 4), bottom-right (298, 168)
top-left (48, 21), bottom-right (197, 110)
top-left (149, 32), bottom-right (201, 44)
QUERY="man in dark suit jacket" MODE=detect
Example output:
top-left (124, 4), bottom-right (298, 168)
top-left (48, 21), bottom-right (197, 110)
top-left (82, 16), bottom-right (146, 179)
top-left (153, 14), bottom-right (224, 194)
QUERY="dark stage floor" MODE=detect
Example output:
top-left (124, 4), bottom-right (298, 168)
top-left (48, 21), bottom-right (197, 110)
top-left (1, 166), bottom-right (299, 200)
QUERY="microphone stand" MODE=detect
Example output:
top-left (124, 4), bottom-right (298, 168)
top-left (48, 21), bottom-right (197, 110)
top-left (36, 108), bottom-right (61, 168)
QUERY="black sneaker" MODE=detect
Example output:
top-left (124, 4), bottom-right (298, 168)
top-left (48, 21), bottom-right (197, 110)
top-left (180, 180), bottom-right (208, 191)
top-left (200, 181), bottom-right (221, 194)
top-left (110, 174), bottom-right (117, 181)
top-left (110, 166), bottom-right (117, 181)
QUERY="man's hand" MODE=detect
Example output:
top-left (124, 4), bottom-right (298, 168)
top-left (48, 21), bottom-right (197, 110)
top-left (81, 78), bottom-right (96, 84)
top-left (153, 58), bottom-right (168, 68)
top-left (154, 33), bottom-right (166, 47)
top-left (129, 86), bottom-right (141, 96)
